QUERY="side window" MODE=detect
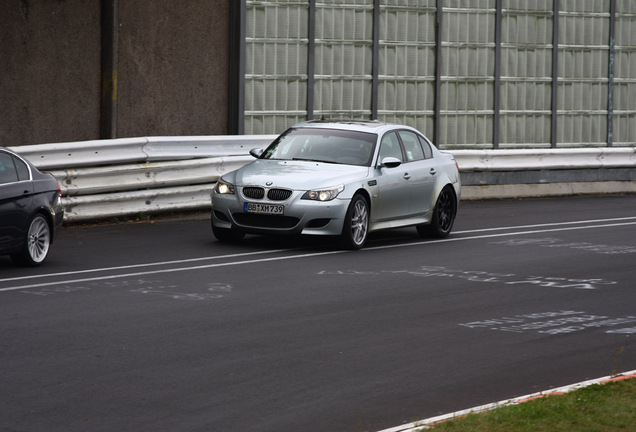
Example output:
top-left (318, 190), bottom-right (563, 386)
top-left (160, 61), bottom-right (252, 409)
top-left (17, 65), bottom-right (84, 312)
top-left (398, 131), bottom-right (425, 162)
top-left (14, 156), bottom-right (30, 181)
top-left (378, 132), bottom-right (403, 163)
top-left (0, 152), bottom-right (19, 184)
top-left (418, 135), bottom-right (433, 159)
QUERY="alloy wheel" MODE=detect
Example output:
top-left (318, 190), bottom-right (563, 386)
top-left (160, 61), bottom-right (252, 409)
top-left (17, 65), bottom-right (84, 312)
top-left (350, 198), bottom-right (368, 246)
top-left (27, 216), bottom-right (51, 263)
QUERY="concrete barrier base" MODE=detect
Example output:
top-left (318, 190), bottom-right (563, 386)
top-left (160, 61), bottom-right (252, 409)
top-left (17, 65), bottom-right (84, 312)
top-left (461, 181), bottom-right (636, 200)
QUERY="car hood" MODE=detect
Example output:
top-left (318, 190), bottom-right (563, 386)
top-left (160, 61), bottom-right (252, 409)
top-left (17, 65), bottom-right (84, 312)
top-left (229, 160), bottom-right (370, 190)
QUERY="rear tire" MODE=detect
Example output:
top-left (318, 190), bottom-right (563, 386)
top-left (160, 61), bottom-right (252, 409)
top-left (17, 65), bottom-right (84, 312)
top-left (11, 214), bottom-right (51, 266)
top-left (340, 194), bottom-right (369, 250)
top-left (417, 186), bottom-right (457, 239)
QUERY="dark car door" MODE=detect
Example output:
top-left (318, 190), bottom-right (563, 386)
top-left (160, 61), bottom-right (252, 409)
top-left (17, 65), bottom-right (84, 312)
top-left (0, 151), bottom-right (33, 253)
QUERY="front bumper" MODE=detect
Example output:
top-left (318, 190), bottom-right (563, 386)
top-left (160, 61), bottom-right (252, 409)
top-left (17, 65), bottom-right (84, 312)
top-left (211, 190), bottom-right (350, 236)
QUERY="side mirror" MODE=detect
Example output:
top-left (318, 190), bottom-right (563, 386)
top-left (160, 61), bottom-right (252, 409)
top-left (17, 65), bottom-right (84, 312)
top-left (249, 148), bottom-right (264, 158)
top-left (381, 157), bottom-right (402, 168)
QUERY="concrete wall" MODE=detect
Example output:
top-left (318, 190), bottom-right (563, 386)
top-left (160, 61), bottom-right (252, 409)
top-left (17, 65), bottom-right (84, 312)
top-left (1, 0), bottom-right (231, 147)
top-left (117, 1), bottom-right (230, 138)
top-left (0, 0), bottom-right (101, 146)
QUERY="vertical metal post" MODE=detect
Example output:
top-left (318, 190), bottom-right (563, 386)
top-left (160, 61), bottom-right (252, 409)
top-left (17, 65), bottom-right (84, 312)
top-left (434, 0), bottom-right (443, 147)
top-left (371, 0), bottom-right (380, 120)
top-left (229, 0), bottom-right (246, 134)
top-left (307, 0), bottom-right (316, 120)
top-left (100, 0), bottom-right (118, 139)
top-left (550, 0), bottom-right (559, 148)
top-left (607, 0), bottom-right (616, 147)
top-left (493, 0), bottom-right (502, 149)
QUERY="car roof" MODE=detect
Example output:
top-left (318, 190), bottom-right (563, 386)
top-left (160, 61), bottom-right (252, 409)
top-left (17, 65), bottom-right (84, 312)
top-left (1, 146), bottom-right (29, 161)
top-left (0, 146), bottom-right (22, 158)
top-left (291, 119), bottom-right (419, 135)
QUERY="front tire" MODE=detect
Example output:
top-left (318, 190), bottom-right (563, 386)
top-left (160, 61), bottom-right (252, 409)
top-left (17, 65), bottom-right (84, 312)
top-left (417, 186), bottom-right (457, 239)
top-left (11, 214), bottom-right (51, 266)
top-left (340, 194), bottom-right (369, 250)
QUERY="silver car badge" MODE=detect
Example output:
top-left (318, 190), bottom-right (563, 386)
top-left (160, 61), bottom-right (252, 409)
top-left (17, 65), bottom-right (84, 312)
top-left (266, 181), bottom-right (273, 186)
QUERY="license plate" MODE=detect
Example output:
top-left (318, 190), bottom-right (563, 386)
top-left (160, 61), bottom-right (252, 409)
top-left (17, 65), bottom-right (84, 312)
top-left (244, 202), bottom-right (284, 215)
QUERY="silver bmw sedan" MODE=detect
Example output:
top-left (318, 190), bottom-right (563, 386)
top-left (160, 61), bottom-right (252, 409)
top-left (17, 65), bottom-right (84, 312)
top-left (211, 120), bottom-right (460, 249)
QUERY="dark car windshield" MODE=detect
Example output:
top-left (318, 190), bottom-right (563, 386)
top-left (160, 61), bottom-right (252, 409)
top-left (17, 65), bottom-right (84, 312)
top-left (260, 127), bottom-right (377, 167)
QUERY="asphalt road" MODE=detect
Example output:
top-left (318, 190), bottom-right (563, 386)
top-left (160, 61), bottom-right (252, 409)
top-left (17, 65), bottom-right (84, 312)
top-left (1, 194), bottom-right (635, 432)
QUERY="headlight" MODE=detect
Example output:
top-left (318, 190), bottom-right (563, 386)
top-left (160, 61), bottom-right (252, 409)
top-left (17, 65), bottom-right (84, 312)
top-left (215, 179), bottom-right (235, 195)
top-left (301, 185), bottom-right (344, 201)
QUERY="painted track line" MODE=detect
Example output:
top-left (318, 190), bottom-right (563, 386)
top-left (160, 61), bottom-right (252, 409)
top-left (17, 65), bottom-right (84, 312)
top-left (367, 220), bottom-right (636, 252)
top-left (377, 370), bottom-right (636, 432)
top-left (0, 249), bottom-right (348, 292)
top-left (453, 216), bottom-right (636, 234)
top-left (4, 216), bottom-right (633, 285)
top-left (0, 249), bottom-right (292, 283)
top-left (1, 219), bottom-right (635, 293)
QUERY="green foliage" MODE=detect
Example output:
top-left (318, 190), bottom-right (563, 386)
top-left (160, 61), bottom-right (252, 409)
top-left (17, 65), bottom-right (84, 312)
top-left (426, 379), bottom-right (636, 432)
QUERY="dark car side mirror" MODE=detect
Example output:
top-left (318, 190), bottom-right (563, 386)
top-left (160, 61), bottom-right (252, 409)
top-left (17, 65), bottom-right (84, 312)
top-left (249, 148), bottom-right (264, 158)
top-left (381, 157), bottom-right (402, 168)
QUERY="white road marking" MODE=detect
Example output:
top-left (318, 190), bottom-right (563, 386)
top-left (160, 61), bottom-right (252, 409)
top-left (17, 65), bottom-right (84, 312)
top-left (1, 219), bottom-right (635, 293)
top-left (367, 221), bottom-right (636, 252)
top-left (453, 216), bottom-right (636, 234)
top-left (0, 249), bottom-right (290, 283)
top-left (0, 249), bottom-right (348, 292)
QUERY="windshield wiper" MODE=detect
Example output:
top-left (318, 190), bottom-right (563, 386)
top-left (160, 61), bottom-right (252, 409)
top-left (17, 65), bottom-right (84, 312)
top-left (291, 157), bottom-right (339, 164)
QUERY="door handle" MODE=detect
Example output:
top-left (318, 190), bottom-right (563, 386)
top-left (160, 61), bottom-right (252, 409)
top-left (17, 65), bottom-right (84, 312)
top-left (429, 168), bottom-right (437, 175)
top-left (403, 173), bottom-right (411, 180)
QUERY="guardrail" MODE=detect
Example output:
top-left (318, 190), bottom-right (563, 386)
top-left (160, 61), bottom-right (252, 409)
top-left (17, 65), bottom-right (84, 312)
top-left (11, 136), bottom-right (275, 222)
top-left (11, 137), bottom-right (636, 222)
top-left (12, 135), bottom-right (276, 169)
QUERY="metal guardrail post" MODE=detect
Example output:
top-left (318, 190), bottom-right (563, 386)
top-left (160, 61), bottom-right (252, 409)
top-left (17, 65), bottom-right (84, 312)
top-left (551, 0), bottom-right (560, 149)
top-left (607, 0), bottom-right (616, 147)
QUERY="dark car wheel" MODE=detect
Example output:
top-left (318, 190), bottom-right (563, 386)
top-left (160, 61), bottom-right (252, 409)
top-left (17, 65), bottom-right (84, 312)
top-left (417, 185), bottom-right (457, 239)
top-left (340, 194), bottom-right (369, 250)
top-left (11, 214), bottom-right (51, 266)
top-left (212, 223), bottom-right (245, 242)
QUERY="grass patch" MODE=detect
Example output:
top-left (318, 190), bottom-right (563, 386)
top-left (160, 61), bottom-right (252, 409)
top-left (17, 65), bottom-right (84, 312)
top-left (426, 378), bottom-right (636, 432)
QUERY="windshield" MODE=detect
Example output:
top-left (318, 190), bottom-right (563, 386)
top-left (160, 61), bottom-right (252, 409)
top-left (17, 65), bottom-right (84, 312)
top-left (260, 127), bottom-right (377, 167)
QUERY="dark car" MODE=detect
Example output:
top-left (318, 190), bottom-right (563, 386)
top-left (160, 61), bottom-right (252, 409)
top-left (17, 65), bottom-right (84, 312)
top-left (0, 147), bottom-right (64, 266)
